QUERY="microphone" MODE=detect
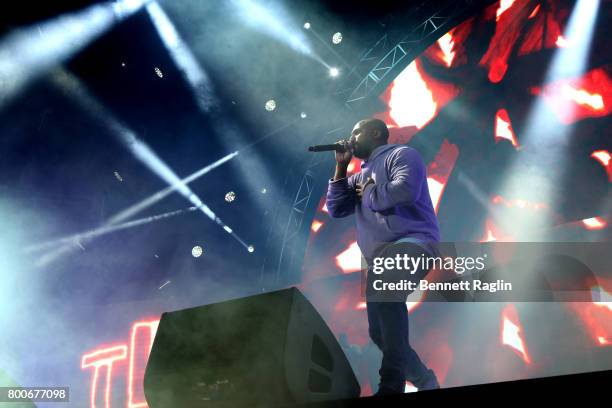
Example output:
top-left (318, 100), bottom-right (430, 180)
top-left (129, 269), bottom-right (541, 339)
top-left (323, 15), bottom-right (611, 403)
top-left (308, 141), bottom-right (350, 152)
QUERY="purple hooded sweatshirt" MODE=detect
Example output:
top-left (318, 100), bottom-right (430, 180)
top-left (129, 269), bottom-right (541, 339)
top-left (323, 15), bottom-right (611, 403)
top-left (326, 144), bottom-right (440, 264)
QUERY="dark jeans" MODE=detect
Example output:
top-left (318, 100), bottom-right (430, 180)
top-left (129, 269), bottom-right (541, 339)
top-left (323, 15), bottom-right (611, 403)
top-left (366, 302), bottom-right (430, 391)
top-left (365, 241), bottom-right (434, 391)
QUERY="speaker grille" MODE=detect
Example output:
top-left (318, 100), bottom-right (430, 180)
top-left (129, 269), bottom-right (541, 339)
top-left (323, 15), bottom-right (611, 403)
top-left (310, 335), bottom-right (334, 372)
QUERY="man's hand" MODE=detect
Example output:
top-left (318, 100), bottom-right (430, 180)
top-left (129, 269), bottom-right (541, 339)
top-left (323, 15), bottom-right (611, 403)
top-left (334, 140), bottom-right (352, 166)
top-left (356, 177), bottom-right (375, 199)
top-left (333, 140), bottom-right (352, 181)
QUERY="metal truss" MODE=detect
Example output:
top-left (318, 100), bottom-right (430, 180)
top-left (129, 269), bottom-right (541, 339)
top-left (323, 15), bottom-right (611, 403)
top-left (338, 0), bottom-right (496, 106)
top-left (275, 156), bottom-right (319, 283)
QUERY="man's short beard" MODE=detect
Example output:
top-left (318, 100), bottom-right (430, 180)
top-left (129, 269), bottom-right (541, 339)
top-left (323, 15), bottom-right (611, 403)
top-left (352, 143), bottom-right (369, 159)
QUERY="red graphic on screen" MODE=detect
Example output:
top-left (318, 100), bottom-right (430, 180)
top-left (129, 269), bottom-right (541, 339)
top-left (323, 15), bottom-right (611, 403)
top-left (81, 319), bottom-right (159, 408)
top-left (501, 304), bottom-right (531, 364)
top-left (591, 150), bottom-right (612, 181)
top-left (81, 345), bottom-right (128, 408)
top-left (531, 68), bottom-right (612, 124)
top-left (494, 109), bottom-right (519, 148)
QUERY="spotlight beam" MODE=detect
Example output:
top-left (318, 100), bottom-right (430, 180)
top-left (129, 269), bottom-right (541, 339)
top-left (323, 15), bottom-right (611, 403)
top-left (546, 0), bottom-right (600, 82)
top-left (146, 1), bottom-right (215, 112)
top-left (0, 0), bottom-right (149, 110)
top-left (45, 70), bottom-right (250, 263)
top-left (305, 27), bottom-right (356, 76)
top-left (226, 0), bottom-right (331, 71)
top-left (108, 152), bottom-right (238, 225)
top-left (494, 0), bottom-right (601, 239)
top-left (108, 121), bottom-right (293, 226)
top-left (147, 1), bottom-right (284, 219)
top-left (229, 0), bottom-right (312, 55)
top-left (25, 205), bottom-right (203, 253)
top-left (28, 118), bottom-right (293, 267)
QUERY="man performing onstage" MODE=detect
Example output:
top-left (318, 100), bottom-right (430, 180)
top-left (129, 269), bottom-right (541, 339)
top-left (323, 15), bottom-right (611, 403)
top-left (326, 118), bottom-right (440, 396)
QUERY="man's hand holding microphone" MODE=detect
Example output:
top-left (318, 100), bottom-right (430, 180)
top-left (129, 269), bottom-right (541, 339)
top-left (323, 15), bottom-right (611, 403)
top-left (332, 139), bottom-right (352, 181)
top-left (332, 139), bottom-right (374, 199)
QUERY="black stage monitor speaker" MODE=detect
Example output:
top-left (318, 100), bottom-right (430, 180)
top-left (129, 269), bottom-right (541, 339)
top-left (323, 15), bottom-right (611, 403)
top-left (144, 287), bottom-right (360, 407)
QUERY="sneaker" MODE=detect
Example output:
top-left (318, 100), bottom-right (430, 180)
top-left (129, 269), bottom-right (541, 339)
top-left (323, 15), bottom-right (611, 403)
top-left (373, 385), bottom-right (403, 397)
top-left (412, 369), bottom-right (440, 391)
